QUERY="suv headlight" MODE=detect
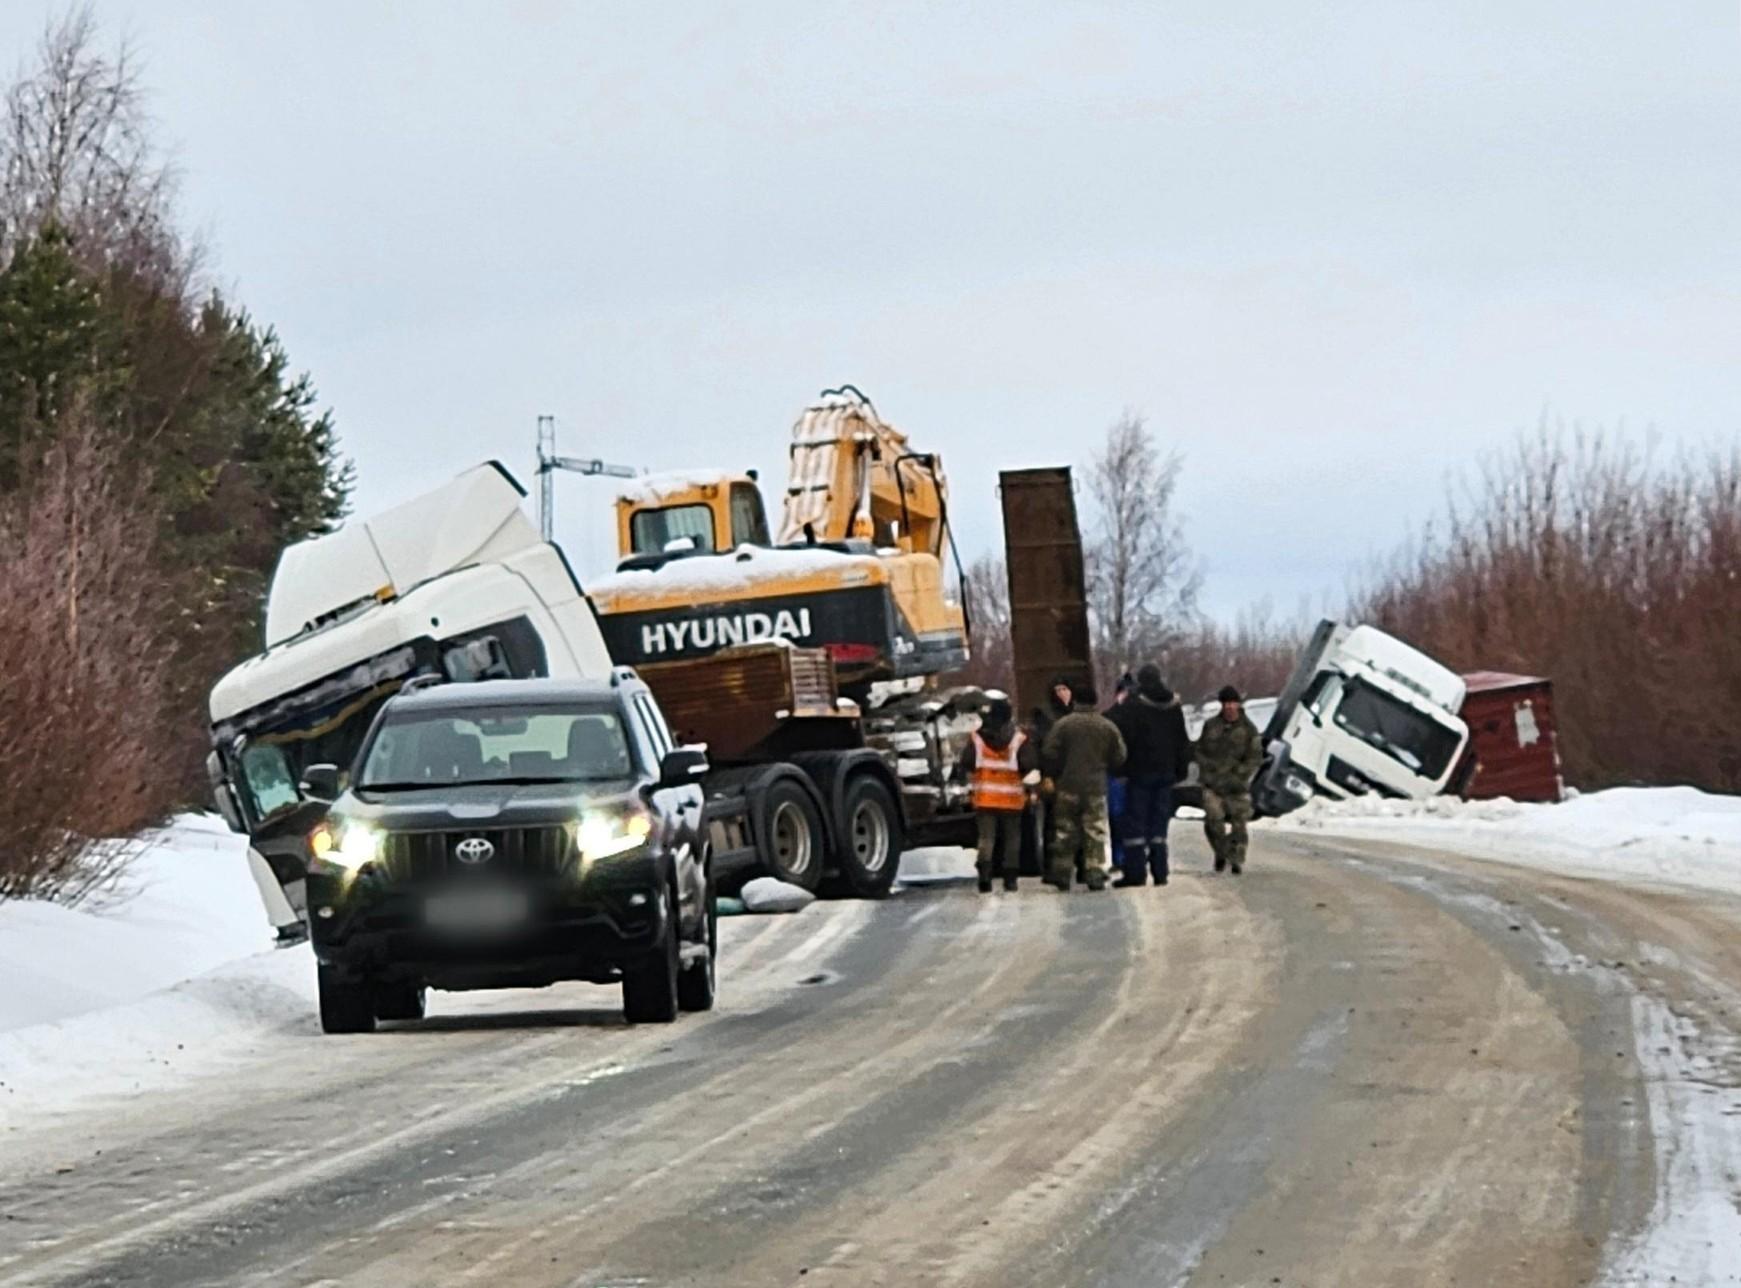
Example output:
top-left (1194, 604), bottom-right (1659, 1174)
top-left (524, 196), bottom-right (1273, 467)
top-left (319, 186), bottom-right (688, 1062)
top-left (309, 818), bottom-right (383, 873)
top-left (572, 807), bottom-right (652, 861)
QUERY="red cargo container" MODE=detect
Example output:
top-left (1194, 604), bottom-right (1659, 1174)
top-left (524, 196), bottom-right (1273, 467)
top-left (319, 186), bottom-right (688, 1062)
top-left (1455, 672), bottom-right (1564, 803)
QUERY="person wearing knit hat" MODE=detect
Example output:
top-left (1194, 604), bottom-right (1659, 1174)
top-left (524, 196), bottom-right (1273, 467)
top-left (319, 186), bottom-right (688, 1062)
top-left (1105, 664), bottom-right (1193, 887)
top-left (1195, 684), bottom-right (1263, 874)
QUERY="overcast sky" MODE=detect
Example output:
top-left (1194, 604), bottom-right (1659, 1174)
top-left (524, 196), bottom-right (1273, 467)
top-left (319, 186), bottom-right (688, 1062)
top-left (5, 3), bottom-right (1738, 618)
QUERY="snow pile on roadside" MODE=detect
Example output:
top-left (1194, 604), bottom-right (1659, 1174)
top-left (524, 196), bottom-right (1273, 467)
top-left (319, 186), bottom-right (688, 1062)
top-left (1273, 786), bottom-right (1741, 894)
top-left (0, 814), bottom-right (269, 1033)
top-left (895, 846), bottom-right (978, 886)
top-left (739, 877), bottom-right (815, 913)
top-left (0, 815), bottom-right (305, 1128)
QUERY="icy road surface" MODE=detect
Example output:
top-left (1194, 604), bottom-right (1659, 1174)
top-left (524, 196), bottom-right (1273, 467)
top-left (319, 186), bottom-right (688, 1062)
top-left (2, 830), bottom-right (1739, 1287)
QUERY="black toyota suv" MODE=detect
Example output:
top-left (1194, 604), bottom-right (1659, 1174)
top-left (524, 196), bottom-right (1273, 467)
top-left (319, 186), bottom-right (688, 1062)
top-left (298, 672), bottom-right (715, 1033)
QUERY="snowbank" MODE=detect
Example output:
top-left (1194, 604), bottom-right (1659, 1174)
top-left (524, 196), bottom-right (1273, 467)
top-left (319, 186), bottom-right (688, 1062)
top-left (895, 846), bottom-right (978, 886)
top-left (0, 815), bottom-right (269, 1034)
top-left (1272, 787), bottom-right (1741, 895)
top-left (0, 815), bottom-right (291, 1127)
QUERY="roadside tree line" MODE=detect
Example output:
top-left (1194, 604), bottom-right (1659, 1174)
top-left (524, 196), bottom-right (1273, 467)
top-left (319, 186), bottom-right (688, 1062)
top-left (0, 12), bottom-right (351, 901)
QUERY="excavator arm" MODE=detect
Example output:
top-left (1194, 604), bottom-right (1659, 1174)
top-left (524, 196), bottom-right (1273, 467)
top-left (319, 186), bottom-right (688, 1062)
top-left (777, 386), bottom-right (952, 560)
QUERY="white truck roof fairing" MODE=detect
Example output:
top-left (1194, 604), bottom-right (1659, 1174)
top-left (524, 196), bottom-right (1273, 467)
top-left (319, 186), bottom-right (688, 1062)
top-left (265, 464), bottom-right (535, 649)
top-left (1338, 625), bottom-right (1466, 713)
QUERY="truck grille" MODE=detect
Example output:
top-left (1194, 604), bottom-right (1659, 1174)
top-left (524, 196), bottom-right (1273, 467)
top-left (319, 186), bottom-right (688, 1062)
top-left (381, 826), bottom-right (574, 881)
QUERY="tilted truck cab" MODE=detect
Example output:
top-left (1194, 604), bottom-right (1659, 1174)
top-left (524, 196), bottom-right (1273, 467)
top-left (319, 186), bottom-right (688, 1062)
top-left (207, 464), bottom-right (614, 939)
top-left (1252, 621), bottom-right (1471, 816)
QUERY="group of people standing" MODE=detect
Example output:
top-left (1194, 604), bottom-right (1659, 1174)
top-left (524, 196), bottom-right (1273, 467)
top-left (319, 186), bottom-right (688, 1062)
top-left (955, 669), bottom-right (1264, 893)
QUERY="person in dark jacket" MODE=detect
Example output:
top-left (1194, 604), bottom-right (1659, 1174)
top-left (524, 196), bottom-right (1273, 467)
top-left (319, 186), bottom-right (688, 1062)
top-left (1105, 672), bottom-right (1137, 876)
top-left (1196, 684), bottom-right (1264, 874)
top-left (953, 697), bottom-right (1039, 893)
top-left (1040, 684), bottom-right (1126, 891)
top-left (1106, 664), bottom-right (1193, 886)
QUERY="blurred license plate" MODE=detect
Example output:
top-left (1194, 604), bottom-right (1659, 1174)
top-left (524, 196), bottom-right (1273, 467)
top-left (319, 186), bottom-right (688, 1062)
top-left (425, 889), bottom-right (528, 930)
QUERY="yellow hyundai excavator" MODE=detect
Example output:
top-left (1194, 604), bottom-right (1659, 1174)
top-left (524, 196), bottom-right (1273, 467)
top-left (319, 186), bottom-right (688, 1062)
top-left (586, 386), bottom-right (970, 693)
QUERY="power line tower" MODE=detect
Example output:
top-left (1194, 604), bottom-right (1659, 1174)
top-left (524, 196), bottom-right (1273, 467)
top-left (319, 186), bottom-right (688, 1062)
top-left (535, 414), bottom-right (639, 543)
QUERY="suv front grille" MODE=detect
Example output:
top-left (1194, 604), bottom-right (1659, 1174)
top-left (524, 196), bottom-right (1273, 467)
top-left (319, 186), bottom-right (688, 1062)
top-left (381, 826), bottom-right (574, 882)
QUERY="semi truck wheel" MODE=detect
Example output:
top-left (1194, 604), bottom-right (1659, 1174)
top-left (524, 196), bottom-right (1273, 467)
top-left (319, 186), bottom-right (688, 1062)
top-left (623, 886), bottom-right (681, 1024)
top-left (827, 774), bottom-right (903, 899)
top-left (758, 778), bottom-right (824, 892)
top-left (318, 965), bottom-right (376, 1035)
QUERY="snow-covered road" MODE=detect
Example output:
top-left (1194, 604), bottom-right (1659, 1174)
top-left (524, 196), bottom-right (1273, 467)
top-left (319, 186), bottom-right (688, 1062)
top-left (1, 800), bottom-right (1737, 1285)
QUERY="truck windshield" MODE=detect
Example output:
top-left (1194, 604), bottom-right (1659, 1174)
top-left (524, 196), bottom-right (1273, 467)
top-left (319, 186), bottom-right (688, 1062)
top-left (631, 504), bottom-right (715, 555)
top-left (358, 708), bottom-right (635, 790)
top-left (1332, 679), bottom-right (1461, 780)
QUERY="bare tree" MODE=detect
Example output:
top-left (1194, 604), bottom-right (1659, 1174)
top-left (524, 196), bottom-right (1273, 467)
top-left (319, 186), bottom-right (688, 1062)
top-left (1084, 411), bottom-right (1201, 675)
top-left (950, 551), bottom-right (1015, 694)
top-left (0, 6), bottom-right (182, 276)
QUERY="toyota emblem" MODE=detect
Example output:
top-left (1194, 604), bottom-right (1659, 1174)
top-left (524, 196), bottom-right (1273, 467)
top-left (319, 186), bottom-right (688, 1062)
top-left (454, 836), bottom-right (495, 865)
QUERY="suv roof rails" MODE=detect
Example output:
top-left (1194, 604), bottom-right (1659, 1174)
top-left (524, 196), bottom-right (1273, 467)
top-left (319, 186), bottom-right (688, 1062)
top-left (401, 673), bottom-right (446, 694)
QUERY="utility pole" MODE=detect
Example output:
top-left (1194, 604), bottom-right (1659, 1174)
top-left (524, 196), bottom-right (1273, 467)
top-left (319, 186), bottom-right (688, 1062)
top-left (535, 415), bottom-right (639, 543)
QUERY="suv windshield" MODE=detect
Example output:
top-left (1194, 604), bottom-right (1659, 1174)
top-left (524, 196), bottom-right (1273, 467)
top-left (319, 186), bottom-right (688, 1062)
top-left (359, 707), bottom-right (635, 789)
top-left (1332, 678), bottom-right (1461, 780)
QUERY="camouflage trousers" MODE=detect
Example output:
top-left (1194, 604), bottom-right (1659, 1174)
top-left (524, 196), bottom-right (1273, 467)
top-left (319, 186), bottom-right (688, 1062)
top-left (1202, 789), bottom-right (1254, 868)
top-left (1048, 789), bottom-right (1111, 886)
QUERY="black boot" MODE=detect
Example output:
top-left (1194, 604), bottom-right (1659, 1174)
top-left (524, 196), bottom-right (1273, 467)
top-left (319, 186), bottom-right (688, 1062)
top-left (1213, 855), bottom-right (1227, 873)
top-left (1003, 875), bottom-right (1019, 892)
top-left (977, 875), bottom-right (993, 893)
top-left (1114, 872), bottom-right (1145, 889)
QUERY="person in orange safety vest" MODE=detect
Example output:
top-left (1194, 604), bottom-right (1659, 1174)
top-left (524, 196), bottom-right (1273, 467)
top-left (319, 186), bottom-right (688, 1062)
top-left (953, 696), bottom-right (1040, 893)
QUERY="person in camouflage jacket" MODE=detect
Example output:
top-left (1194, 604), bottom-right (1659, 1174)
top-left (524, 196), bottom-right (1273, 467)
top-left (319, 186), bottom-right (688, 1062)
top-left (1195, 685), bottom-right (1263, 874)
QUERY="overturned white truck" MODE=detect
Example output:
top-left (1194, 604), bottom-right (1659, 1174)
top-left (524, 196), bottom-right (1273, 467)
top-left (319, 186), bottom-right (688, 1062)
top-left (1248, 621), bottom-right (1471, 816)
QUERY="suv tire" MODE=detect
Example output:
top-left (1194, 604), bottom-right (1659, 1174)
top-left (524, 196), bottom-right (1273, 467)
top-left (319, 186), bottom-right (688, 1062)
top-left (374, 982), bottom-right (427, 1023)
top-left (318, 965), bottom-right (376, 1034)
top-left (678, 872), bottom-right (718, 1013)
top-left (622, 887), bottom-right (680, 1024)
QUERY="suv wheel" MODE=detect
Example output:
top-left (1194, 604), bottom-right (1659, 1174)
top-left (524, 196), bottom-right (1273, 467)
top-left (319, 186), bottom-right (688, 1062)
top-left (826, 774), bottom-right (903, 899)
top-left (374, 981), bottom-right (427, 1023)
top-left (678, 870), bottom-right (718, 1013)
top-left (318, 964), bottom-right (376, 1034)
top-left (622, 886), bottom-right (680, 1024)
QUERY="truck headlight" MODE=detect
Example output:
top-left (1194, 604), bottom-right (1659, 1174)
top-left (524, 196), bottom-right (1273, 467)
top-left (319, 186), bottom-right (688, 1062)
top-left (309, 819), bottom-right (382, 872)
top-left (572, 808), bottom-right (652, 861)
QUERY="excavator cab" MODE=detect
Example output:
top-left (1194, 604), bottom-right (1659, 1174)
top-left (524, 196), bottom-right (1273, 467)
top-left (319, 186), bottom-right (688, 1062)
top-left (615, 474), bottom-right (771, 566)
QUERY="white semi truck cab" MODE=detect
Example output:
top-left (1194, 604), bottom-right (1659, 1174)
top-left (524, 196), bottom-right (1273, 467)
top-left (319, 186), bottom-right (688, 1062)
top-left (1252, 620), bottom-right (1470, 817)
top-left (207, 463), bottom-right (614, 938)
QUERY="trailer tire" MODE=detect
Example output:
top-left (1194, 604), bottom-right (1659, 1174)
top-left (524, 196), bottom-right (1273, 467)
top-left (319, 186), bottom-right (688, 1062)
top-left (757, 778), bottom-right (824, 893)
top-left (827, 773), bottom-right (903, 899)
top-left (318, 965), bottom-right (376, 1035)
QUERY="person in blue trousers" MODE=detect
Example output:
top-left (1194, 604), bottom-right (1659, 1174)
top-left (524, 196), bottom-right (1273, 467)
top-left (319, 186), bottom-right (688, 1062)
top-left (1104, 673), bottom-right (1136, 876)
top-left (1106, 664), bottom-right (1193, 886)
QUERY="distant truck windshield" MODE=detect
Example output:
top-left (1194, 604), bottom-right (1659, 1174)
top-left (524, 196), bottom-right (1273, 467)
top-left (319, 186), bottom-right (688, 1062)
top-left (1331, 678), bottom-right (1461, 779)
top-left (358, 707), bottom-right (635, 790)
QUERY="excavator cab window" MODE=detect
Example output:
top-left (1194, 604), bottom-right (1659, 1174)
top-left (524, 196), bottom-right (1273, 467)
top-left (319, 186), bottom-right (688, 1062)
top-left (630, 504), bottom-right (716, 555)
top-left (729, 483), bottom-right (770, 548)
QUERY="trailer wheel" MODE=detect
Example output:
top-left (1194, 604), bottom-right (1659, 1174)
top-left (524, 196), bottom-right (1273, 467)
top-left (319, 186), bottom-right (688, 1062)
top-left (759, 779), bottom-right (824, 892)
top-left (828, 774), bottom-right (903, 899)
top-left (318, 965), bottom-right (376, 1035)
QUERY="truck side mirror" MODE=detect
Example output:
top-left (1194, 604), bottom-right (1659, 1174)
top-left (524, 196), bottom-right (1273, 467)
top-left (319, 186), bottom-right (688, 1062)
top-left (301, 764), bottom-right (341, 802)
top-left (658, 746), bottom-right (709, 789)
top-left (205, 751), bottom-right (245, 833)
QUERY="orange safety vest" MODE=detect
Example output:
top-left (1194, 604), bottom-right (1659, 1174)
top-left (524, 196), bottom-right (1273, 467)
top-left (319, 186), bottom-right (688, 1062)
top-left (971, 731), bottom-right (1027, 812)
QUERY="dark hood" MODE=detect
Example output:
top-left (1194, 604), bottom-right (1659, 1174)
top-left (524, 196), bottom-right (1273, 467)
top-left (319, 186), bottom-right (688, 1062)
top-left (1137, 684), bottom-right (1178, 709)
top-left (977, 720), bottom-right (1016, 750)
top-left (339, 779), bottom-right (637, 831)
